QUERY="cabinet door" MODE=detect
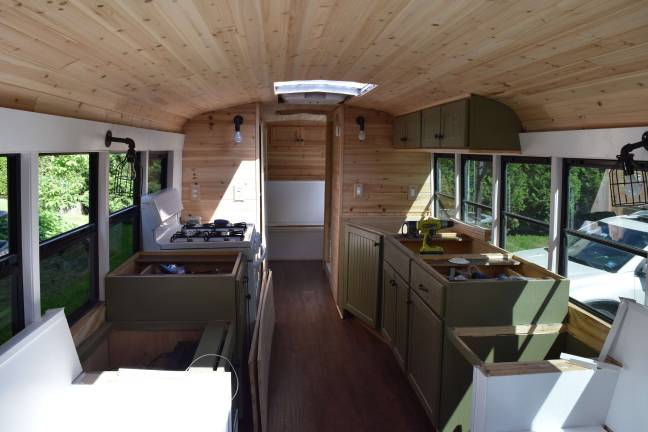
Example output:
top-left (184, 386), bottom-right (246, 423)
top-left (392, 115), bottom-right (407, 148)
top-left (421, 106), bottom-right (442, 148)
top-left (381, 263), bottom-right (397, 344)
top-left (403, 111), bottom-right (422, 148)
top-left (440, 99), bottom-right (468, 149)
top-left (345, 226), bottom-right (381, 326)
top-left (408, 290), bottom-right (443, 425)
top-left (393, 273), bottom-right (409, 368)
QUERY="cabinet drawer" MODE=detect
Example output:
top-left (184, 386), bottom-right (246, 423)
top-left (411, 261), bottom-right (444, 316)
top-left (384, 240), bottom-right (410, 282)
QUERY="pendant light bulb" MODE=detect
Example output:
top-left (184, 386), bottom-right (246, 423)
top-left (234, 130), bottom-right (242, 143)
top-left (358, 129), bottom-right (366, 141)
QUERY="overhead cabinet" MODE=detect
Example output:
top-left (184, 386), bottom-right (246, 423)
top-left (395, 95), bottom-right (521, 151)
top-left (392, 111), bottom-right (422, 148)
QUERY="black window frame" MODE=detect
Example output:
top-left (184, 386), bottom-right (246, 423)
top-left (499, 156), bottom-right (551, 251)
top-left (147, 151), bottom-right (169, 194)
top-left (0, 154), bottom-right (24, 340)
top-left (461, 154), bottom-right (493, 226)
top-left (560, 158), bottom-right (648, 323)
top-left (433, 153), bottom-right (456, 218)
top-left (39, 152), bottom-right (99, 324)
top-left (108, 151), bottom-right (142, 270)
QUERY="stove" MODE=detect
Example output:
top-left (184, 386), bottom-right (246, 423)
top-left (169, 222), bottom-right (248, 244)
top-left (140, 188), bottom-right (264, 346)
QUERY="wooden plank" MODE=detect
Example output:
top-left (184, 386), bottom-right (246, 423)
top-left (257, 271), bottom-right (275, 432)
top-left (567, 303), bottom-right (612, 353)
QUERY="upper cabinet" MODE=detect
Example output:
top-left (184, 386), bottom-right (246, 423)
top-left (393, 111), bottom-right (422, 149)
top-left (394, 95), bottom-right (521, 151)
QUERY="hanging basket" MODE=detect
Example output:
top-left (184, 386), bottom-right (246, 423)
top-left (609, 165), bottom-right (648, 207)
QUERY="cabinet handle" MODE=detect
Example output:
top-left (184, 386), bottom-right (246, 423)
top-left (400, 137), bottom-right (407, 142)
top-left (406, 300), bottom-right (412, 305)
top-left (245, 294), bottom-right (251, 300)
top-left (374, 242), bottom-right (380, 247)
top-left (390, 279), bottom-right (396, 287)
top-left (438, 134), bottom-right (445, 139)
top-left (434, 133), bottom-right (440, 139)
top-left (418, 284), bottom-right (429, 292)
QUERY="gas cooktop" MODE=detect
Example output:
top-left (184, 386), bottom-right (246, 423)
top-left (170, 221), bottom-right (248, 243)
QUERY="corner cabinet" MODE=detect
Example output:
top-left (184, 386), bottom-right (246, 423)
top-left (393, 111), bottom-right (421, 148)
top-left (407, 290), bottom-right (443, 427)
top-left (343, 225), bottom-right (382, 327)
top-left (394, 94), bottom-right (521, 151)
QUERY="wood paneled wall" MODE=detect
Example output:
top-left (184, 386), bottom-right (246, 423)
top-left (182, 103), bottom-right (259, 224)
top-left (328, 105), bottom-right (432, 301)
top-left (341, 107), bottom-right (432, 218)
top-left (267, 122), bottom-right (326, 181)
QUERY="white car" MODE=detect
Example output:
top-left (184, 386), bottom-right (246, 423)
top-left (516, 212), bottom-right (648, 320)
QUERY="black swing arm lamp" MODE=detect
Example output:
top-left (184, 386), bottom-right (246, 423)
top-left (610, 131), bottom-right (648, 207)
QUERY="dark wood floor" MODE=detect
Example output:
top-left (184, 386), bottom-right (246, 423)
top-left (267, 260), bottom-right (433, 432)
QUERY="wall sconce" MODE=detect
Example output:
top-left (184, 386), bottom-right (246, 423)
top-left (233, 115), bottom-right (244, 144)
top-left (356, 116), bottom-right (366, 141)
top-left (609, 131), bottom-right (648, 207)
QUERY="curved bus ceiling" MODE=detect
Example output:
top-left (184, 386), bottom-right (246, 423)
top-left (0, 1), bottom-right (646, 132)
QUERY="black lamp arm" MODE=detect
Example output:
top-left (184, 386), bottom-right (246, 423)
top-left (105, 130), bottom-right (135, 149)
top-left (617, 131), bottom-right (648, 175)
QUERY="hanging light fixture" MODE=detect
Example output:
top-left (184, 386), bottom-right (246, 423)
top-left (105, 130), bottom-right (137, 198)
top-left (356, 116), bottom-right (366, 141)
top-left (233, 115), bottom-right (244, 144)
top-left (609, 131), bottom-right (648, 207)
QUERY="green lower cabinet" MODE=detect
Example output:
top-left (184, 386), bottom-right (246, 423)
top-left (382, 261), bottom-right (409, 369)
top-left (381, 264), bottom-right (397, 345)
top-left (407, 290), bottom-right (443, 427)
top-left (344, 225), bottom-right (382, 327)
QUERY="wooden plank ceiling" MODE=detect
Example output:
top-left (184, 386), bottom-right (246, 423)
top-left (0, 0), bottom-right (647, 132)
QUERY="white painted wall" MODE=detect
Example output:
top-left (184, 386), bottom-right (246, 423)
top-left (265, 181), bottom-right (325, 226)
top-left (265, 180), bottom-right (325, 260)
top-left (0, 107), bottom-right (185, 326)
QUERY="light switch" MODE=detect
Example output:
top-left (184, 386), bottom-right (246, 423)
top-left (234, 183), bottom-right (245, 202)
top-left (191, 182), bottom-right (200, 200)
top-left (408, 184), bottom-right (418, 201)
top-left (354, 183), bottom-right (364, 199)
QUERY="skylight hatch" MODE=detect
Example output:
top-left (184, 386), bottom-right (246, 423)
top-left (273, 80), bottom-right (377, 97)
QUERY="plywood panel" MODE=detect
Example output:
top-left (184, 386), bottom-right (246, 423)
top-left (0, 1), bottom-right (646, 131)
top-left (181, 103), bottom-right (259, 224)
top-left (267, 123), bottom-right (326, 181)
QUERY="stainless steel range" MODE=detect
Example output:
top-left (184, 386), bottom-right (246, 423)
top-left (141, 188), bottom-right (263, 341)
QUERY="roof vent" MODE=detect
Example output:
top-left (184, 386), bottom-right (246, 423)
top-left (274, 80), bottom-right (377, 105)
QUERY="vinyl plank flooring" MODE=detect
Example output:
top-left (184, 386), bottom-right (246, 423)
top-left (266, 261), bottom-right (433, 432)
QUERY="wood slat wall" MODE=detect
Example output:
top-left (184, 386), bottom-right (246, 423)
top-left (341, 107), bottom-right (432, 218)
top-left (181, 103), bottom-right (259, 224)
top-left (328, 106), bottom-right (432, 301)
top-left (267, 122), bottom-right (327, 181)
top-left (0, 1), bottom-right (647, 131)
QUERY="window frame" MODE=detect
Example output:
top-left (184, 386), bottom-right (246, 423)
top-left (148, 151), bottom-right (169, 193)
top-left (0, 154), bottom-right (24, 339)
top-left (499, 156), bottom-right (551, 250)
top-left (433, 153), bottom-right (456, 218)
top-left (559, 158), bottom-right (648, 323)
top-left (108, 151), bottom-right (142, 269)
top-left (461, 155), bottom-right (493, 226)
top-left (38, 152), bottom-right (99, 324)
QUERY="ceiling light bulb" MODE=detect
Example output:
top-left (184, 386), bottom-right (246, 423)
top-left (234, 130), bottom-right (242, 144)
top-left (358, 129), bottom-right (366, 141)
